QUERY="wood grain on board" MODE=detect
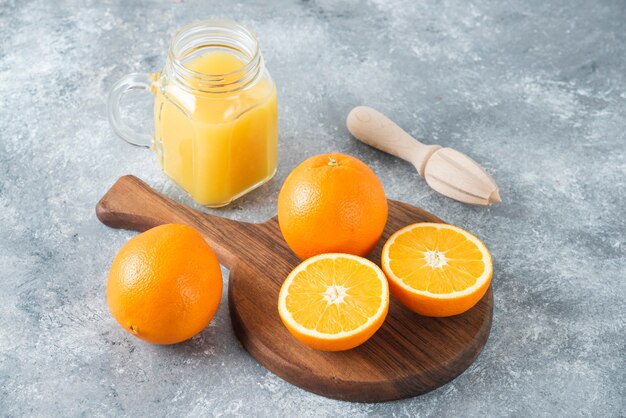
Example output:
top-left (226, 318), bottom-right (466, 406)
top-left (96, 175), bottom-right (493, 402)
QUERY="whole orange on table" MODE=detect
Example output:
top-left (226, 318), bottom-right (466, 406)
top-left (107, 224), bottom-right (222, 344)
top-left (277, 153), bottom-right (388, 259)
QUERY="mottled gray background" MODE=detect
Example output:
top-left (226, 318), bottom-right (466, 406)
top-left (1, 0), bottom-right (625, 416)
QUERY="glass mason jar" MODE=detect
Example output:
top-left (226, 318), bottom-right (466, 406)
top-left (108, 20), bottom-right (278, 207)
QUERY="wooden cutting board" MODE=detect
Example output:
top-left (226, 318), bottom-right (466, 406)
top-left (96, 175), bottom-right (493, 402)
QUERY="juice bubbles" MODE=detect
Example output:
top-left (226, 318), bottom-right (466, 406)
top-left (154, 51), bottom-right (277, 206)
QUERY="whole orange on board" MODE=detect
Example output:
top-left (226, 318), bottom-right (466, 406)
top-left (106, 224), bottom-right (222, 344)
top-left (277, 153), bottom-right (388, 260)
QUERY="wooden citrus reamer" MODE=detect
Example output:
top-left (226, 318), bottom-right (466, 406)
top-left (347, 106), bottom-right (501, 206)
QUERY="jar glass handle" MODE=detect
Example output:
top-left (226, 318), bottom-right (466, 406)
top-left (107, 73), bottom-right (156, 148)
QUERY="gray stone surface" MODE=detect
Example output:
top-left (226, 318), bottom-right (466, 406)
top-left (1, 0), bottom-right (625, 416)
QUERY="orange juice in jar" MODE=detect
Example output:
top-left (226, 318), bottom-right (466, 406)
top-left (108, 20), bottom-right (278, 207)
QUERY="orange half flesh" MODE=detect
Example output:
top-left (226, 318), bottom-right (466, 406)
top-left (381, 222), bottom-right (492, 317)
top-left (278, 253), bottom-right (389, 351)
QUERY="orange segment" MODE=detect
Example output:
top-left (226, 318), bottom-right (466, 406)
top-left (278, 253), bottom-right (389, 351)
top-left (381, 223), bottom-right (492, 317)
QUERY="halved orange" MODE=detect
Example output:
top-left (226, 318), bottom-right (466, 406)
top-left (381, 223), bottom-right (492, 317)
top-left (278, 253), bottom-right (389, 351)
